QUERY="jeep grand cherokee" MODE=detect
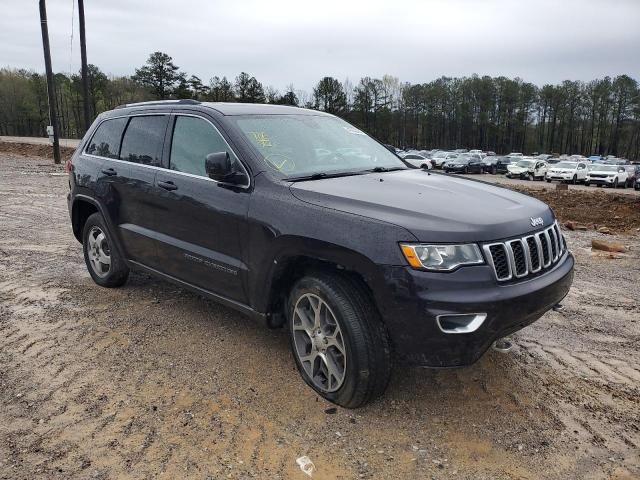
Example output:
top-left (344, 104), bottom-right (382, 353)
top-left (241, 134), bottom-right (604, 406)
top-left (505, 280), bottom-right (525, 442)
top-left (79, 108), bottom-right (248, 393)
top-left (67, 100), bottom-right (574, 408)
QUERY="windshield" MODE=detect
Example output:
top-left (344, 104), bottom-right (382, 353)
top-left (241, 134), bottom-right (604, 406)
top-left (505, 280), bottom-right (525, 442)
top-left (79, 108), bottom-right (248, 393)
top-left (555, 161), bottom-right (577, 169)
top-left (593, 165), bottom-right (619, 172)
top-left (451, 158), bottom-right (470, 165)
top-left (516, 160), bottom-right (534, 167)
top-left (232, 115), bottom-right (406, 177)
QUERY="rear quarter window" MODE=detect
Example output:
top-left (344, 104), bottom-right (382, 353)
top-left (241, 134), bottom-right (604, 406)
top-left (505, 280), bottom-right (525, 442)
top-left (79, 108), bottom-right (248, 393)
top-left (85, 117), bottom-right (128, 158)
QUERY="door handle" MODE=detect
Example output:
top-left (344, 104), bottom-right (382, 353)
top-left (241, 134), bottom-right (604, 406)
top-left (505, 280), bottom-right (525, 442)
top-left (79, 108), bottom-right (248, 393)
top-left (158, 180), bottom-right (178, 191)
top-left (101, 168), bottom-right (117, 176)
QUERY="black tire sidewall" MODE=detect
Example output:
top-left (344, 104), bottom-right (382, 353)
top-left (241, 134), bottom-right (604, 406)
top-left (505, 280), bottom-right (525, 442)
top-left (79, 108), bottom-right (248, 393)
top-left (82, 213), bottom-right (129, 288)
top-left (287, 275), bottom-right (383, 408)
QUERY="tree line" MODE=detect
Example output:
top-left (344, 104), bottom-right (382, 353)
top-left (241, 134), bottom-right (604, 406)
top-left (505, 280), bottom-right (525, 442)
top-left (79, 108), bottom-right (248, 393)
top-left (1, 51), bottom-right (638, 159)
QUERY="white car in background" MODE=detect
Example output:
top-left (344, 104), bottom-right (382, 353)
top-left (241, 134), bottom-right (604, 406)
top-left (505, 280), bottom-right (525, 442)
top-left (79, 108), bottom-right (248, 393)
top-left (431, 151), bottom-right (458, 168)
top-left (506, 158), bottom-right (548, 180)
top-left (399, 153), bottom-right (433, 169)
top-left (585, 164), bottom-right (629, 188)
top-left (545, 160), bottom-right (588, 184)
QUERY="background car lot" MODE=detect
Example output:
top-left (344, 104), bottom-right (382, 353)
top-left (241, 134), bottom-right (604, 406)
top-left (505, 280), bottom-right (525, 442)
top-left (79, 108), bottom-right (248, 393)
top-left (1, 142), bottom-right (639, 479)
top-left (460, 170), bottom-right (640, 196)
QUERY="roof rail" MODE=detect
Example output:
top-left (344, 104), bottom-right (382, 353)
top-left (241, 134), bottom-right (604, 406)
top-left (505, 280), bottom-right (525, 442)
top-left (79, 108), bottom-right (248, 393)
top-left (115, 99), bottom-right (201, 109)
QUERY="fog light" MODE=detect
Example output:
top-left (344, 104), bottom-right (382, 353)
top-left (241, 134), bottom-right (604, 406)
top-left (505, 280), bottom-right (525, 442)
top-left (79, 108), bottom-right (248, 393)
top-left (436, 313), bottom-right (487, 334)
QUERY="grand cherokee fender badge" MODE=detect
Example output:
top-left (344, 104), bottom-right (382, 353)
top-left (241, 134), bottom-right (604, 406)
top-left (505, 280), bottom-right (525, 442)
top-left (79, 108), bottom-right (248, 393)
top-left (530, 216), bottom-right (544, 227)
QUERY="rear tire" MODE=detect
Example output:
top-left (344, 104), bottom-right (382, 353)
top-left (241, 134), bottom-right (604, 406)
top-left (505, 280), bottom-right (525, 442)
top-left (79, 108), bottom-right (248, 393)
top-left (287, 272), bottom-right (392, 408)
top-left (82, 213), bottom-right (129, 288)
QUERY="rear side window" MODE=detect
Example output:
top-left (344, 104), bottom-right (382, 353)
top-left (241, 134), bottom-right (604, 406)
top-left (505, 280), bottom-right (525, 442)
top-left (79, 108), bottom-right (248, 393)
top-left (86, 117), bottom-right (127, 158)
top-left (120, 116), bottom-right (167, 166)
top-left (169, 116), bottom-right (241, 178)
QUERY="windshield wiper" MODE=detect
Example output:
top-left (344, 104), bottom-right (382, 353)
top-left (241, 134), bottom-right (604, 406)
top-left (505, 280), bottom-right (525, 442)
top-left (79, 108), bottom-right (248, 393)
top-left (365, 166), bottom-right (407, 173)
top-left (284, 171), bottom-right (367, 182)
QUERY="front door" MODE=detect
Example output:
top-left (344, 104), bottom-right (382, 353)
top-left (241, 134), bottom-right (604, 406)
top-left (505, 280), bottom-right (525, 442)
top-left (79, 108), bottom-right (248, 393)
top-left (153, 113), bottom-right (251, 304)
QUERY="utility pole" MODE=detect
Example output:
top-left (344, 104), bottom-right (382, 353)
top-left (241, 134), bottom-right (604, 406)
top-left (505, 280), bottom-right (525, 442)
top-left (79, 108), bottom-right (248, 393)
top-left (39, 0), bottom-right (61, 164)
top-left (78, 0), bottom-right (90, 132)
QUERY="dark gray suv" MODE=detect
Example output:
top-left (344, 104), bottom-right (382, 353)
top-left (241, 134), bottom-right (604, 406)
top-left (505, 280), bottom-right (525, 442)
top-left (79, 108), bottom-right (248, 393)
top-left (67, 100), bottom-right (574, 407)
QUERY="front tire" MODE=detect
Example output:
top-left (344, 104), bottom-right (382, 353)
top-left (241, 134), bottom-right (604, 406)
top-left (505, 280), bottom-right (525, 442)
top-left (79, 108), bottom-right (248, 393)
top-left (287, 273), bottom-right (391, 408)
top-left (82, 213), bottom-right (129, 287)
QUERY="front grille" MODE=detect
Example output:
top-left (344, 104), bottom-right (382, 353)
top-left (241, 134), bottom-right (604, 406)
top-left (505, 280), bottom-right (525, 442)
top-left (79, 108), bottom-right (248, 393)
top-left (483, 221), bottom-right (567, 282)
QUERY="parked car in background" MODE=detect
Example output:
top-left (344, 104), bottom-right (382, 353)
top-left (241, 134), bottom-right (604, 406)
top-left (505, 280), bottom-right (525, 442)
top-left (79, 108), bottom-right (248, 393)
top-left (400, 153), bottom-right (433, 170)
top-left (545, 161), bottom-right (588, 184)
top-left (431, 151), bottom-right (458, 168)
top-left (605, 158), bottom-right (629, 165)
top-left (506, 159), bottom-right (548, 180)
top-left (482, 156), bottom-right (512, 174)
top-left (507, 153), bottom-right (524, 158)
top-left (622, 164), bottom-right (640, 187)
top-left (444, 156), bottom-right (484, 174)
top-left (585, 164), bottom-right (629, 188)
top-left (588, 155), bottom-right (604, 162)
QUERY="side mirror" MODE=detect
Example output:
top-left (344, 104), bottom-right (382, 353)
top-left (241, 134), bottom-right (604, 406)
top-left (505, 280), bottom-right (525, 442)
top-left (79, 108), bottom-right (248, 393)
top-left (618, 168), bottom-right (625, 173)
top-left (205, 152), bottom-right (247, 185)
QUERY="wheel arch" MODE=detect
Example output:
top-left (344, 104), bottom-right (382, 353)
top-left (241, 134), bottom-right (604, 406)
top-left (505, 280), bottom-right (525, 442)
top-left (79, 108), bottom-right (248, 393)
top-left (71, 196), bottom-right (100, 243)
top-left (70, 195), bottom-right (127, 260)
top-left (255, 237), bottom-right (384, 327)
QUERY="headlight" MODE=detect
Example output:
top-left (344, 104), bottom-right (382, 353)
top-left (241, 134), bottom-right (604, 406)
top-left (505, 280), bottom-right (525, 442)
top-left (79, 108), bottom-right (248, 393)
top-left (400, 243), bottom-right (484, 271)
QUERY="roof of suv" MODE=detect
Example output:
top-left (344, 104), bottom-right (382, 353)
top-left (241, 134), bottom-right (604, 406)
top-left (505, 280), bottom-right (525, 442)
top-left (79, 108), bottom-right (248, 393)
top-left (113, 100), bottom-right (327, 117)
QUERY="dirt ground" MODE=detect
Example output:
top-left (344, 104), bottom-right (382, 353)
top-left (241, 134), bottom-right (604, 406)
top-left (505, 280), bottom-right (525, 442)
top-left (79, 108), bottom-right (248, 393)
top-left (1, 149), bottom-right (639, 480)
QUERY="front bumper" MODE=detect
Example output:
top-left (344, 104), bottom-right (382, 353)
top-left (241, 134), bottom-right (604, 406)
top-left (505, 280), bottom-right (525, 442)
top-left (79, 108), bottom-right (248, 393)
top-left (547, 173), bottom-right (574, 181)
top-left (587, 177), bottom-right (615, 184)
top-left (375, 252), bottom-right (574, 367)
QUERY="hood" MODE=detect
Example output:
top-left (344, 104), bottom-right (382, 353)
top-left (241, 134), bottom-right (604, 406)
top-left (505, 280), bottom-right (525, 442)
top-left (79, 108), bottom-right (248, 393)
top-left (289, 170), bottom-right (554, 243)
top-left (551, 167), bottom-right (576, 173)
top-left (507, 164), bottom-right (530, 172)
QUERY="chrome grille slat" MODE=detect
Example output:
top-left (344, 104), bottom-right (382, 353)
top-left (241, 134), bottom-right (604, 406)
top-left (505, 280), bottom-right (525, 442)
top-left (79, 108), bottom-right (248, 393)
top-left (484, 222), bottom-right (567, 282)
top-left (541, 231), bottom-right (552, 267)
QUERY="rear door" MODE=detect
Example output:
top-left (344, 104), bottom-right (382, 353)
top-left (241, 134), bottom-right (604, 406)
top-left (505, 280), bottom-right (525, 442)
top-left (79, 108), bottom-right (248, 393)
top-left (106, 114), bottom-right (169, 268)
top-left (153, 113), bottom-right (251, 303)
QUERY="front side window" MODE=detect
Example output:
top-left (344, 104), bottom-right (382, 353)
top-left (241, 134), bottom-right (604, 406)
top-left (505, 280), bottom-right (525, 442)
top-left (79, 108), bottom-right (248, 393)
top-left (120, 116), bottom-right (167, 166)
top-left (232, 115), bottom-right (405, 177)
top-left (86, 117), bottom-right (127, 158)
top-left (169, 116), bottom-right (243, 179)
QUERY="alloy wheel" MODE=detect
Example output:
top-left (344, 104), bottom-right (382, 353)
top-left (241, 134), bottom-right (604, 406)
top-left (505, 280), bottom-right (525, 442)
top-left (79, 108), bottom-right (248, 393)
top-left (87, 226), bottom-right (111, 278)
top-left (292, 293), bottom-right (346, 393)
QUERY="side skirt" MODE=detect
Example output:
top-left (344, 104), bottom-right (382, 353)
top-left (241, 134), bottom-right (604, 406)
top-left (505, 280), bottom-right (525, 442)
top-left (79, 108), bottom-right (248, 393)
top-left (128, 260), bottom-right (268, 325)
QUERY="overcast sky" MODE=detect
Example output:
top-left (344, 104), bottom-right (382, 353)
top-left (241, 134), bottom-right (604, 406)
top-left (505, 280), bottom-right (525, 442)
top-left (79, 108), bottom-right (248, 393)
top-left (1, 0), bottom-right (638, 93)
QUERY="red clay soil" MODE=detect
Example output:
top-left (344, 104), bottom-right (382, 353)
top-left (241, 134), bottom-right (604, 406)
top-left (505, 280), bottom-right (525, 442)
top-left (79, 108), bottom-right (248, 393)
top-left (512, 186), bottom-right (640, 232)
top-left (0, 141), bottom-right (75, 161)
